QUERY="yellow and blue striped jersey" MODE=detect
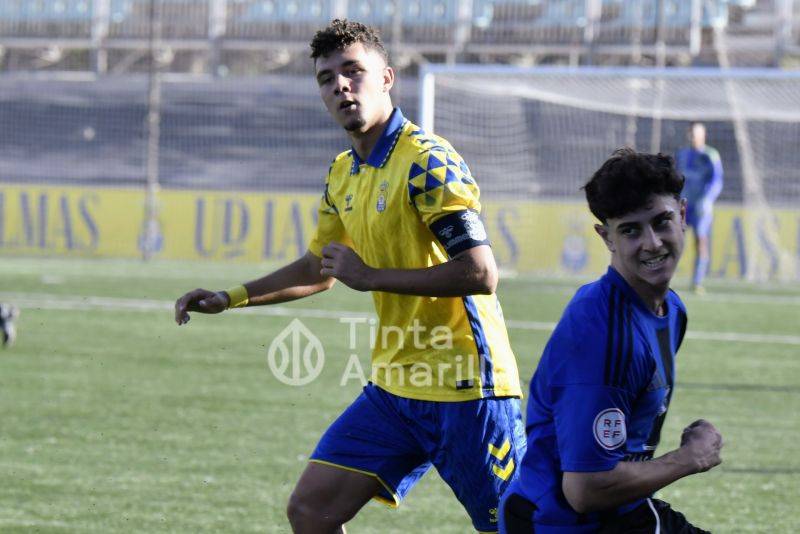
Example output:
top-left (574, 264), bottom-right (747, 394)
top-left (308, 108), bottom-right (522, 402)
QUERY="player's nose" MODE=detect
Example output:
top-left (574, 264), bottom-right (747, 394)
top-left (334, 73), bottom-right (351, 95)
top-left (642, 226), bottom-right (662, 250)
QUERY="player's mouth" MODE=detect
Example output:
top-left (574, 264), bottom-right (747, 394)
top-left (339, 100), bottom-right (358, 111)
top-left (641, 254), bottom-right (669, 270)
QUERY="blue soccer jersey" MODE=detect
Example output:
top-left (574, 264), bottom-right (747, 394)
top-left (513, 267), bottom-right (687, 531)
top-left (675, 145), bottom-right (723, 227)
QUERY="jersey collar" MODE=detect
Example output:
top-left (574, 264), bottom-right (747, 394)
top-left (350, 107), bottom-right (407, 174)
top-left (605, 266), bottom-right (673, 320)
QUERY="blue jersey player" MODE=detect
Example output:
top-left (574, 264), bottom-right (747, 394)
top-left (499, 149), bottom-right (724, 533)
top-left (175, 19), bottom-right (525, 534)
top-left (675, 122), bottom-right (723, 294)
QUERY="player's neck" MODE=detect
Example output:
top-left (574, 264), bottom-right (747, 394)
top-left (349, 106), bottom-right (394, 162)
top-left (635, 284), bottom-right (669, 316)
top-left (616, 269), bottom-right (670, 315)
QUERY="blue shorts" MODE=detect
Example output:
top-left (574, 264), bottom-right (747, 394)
top-left (499, 480), bottom-right (598, 534)
top-left (686, 203), bottom-right (714, 238)
top-left (310, 384), bottom-right (527, 533)
top-left (499, 487), bottom-right (708, 534)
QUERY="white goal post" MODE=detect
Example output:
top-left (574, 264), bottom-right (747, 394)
top-left (418, 64), bottom-right (800, 281)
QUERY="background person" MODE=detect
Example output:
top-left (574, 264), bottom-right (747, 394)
top-left (675, 122), bottom-right (724, 294)
top-left (0, 303), bottom-right (19, 348)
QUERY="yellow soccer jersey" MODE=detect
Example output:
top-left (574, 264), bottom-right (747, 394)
top-left (308, 108), bottom-right (521, 402)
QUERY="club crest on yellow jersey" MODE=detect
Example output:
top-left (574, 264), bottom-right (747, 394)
top-left (376, 180), bottom-right (389, 213)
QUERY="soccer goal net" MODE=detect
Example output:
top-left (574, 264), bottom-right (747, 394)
top-left (419, 65), bottom-right (800, 281)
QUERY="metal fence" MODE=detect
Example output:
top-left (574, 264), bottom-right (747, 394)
top-left (1, 0), bottom-right (799, 72)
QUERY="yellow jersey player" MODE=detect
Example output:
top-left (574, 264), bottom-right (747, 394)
top-left (175, 19), bottom-right (525, 534)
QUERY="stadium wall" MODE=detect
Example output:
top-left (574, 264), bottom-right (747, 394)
top-left (1, 184), bottom-right (798, 281)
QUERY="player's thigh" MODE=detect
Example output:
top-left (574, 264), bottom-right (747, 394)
top-left (310, 384), bottom-right (431, 507)
top-left (290, 461), bottom-right (384, 521)
top-left (695, 214), bottom-right (714, 241)
top-left (433, 397), bottom-right (527, 532)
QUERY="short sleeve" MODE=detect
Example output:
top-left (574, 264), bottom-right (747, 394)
top-left (546, 300), bottom-right (634, 472)
top-left (407, 147), bottom-right (490, 256)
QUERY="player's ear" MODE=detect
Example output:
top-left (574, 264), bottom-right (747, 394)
top-left (594, 223), bottom-right (615, 252)
top-left (382, 65), bottom-right (394, 93)
top-left (679, 198), bottom-right (688, 231)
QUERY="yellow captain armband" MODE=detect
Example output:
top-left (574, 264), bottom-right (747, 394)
top-left (224, 285), bottom-right (249, 309)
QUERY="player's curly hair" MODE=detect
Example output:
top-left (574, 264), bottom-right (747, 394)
top-left (583, 147), bottom-right (685, 223)
top-left (309, 19), bottom-right (388, 64)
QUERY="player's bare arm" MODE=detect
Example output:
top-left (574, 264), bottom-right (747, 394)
top-left (244, 251), bottom-right (334, 305)
top-left (320, 241), bottom-right (497, 296)
top-left (175, 251), bottom-right (334, 325)
top-left (562, 419), bottom-right (723, 514)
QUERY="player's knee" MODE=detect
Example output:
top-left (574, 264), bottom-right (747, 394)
top-left (287, 488), bottom-right (346, 532)
top-left (286, 490), bottom-right (311, 528)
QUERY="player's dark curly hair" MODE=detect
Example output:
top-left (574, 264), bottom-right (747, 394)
top-left (583, 147), bottom-right (685, 223)
top-left (310, 19), bottom-right (388, 64)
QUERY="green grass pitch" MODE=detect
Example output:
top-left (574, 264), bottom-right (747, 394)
top-left (0, 257), bottom-right (798, 533)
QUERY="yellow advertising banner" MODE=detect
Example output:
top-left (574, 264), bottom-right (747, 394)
top-left (1, 184), bottom-right (798, 280)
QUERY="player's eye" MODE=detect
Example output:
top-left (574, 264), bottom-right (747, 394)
top-left (316, 72), bottom-right (333, 85)
top-left (620, 226), bottom-right (639, 237)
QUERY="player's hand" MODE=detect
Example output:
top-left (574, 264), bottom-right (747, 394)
top-left (320, 242), bottom-right (373, 291)
top-left (174, 288), bottom-right (230, 325)
top-left (679, 419), bottom-right (723, 473)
